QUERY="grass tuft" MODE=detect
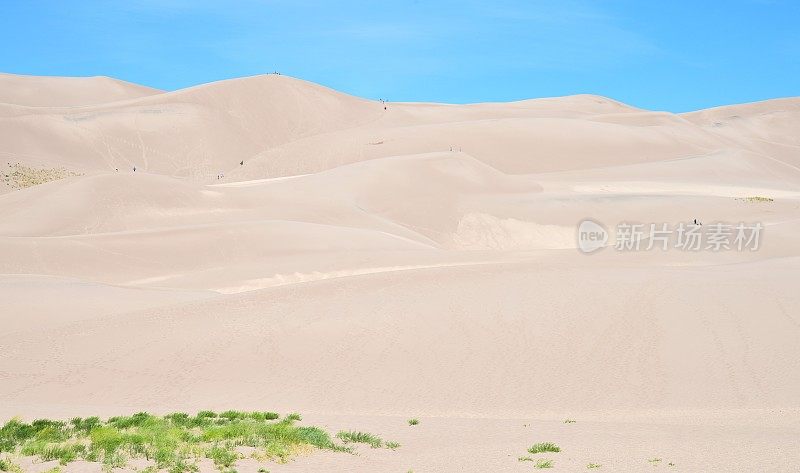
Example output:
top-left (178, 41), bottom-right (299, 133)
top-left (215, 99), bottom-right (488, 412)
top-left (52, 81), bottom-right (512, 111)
top-left (534, 458), bottom-right (554, 469)
top-left (385, 441), bottom-right (400, 450)
top-left (587, 463), bottom-right (602, 469)
top-left (335, 431), bottom-right (383, 449)
top-left (407, 419), bottom-right (419, 426)
top-left (528, 442), bottom-right (560, 454)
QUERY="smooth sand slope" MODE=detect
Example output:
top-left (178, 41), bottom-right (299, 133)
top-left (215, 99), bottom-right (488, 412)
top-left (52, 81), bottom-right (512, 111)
top-left (1, 72), bottom-right (799, 472)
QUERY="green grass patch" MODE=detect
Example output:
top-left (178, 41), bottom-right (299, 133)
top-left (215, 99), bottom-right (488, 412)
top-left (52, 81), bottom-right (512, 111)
top-left (385, 441), bottom-right (400, 450)
top-left (587, 462), bottom-right (602, 469)
top-left (407, 418), bottom-right (419, 426)
top-left (528, 442), bottom-right (560, 454)
top-left (534, 458), bottom-right (554, 469)
top-left (0, 411), bottom-right (357, 472)
top-left (564, 419), bottom-right (576, 424)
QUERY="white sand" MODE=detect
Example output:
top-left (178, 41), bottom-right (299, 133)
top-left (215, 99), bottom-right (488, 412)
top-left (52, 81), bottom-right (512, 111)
top-left (1, 73), bottom-right (799, 472)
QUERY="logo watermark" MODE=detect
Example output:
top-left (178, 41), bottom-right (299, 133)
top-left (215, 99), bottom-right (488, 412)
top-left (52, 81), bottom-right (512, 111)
top-left (577, 220), bottom-right (763, 254)
top-left (577, 219), bottom-right (608, 253)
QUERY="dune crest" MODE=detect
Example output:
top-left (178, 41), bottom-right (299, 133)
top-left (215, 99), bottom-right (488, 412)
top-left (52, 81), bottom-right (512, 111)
top-left (0, 72), bottom-right (163, 107)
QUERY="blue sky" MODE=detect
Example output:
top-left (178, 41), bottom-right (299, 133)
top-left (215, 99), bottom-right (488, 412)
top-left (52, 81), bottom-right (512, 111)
top-left (1, 0), bottom-right (797, 111)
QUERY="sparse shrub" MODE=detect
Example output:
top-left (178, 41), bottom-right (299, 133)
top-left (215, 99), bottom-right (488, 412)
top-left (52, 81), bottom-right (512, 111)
top-left (740, 196), bottom-right (774, 202)
top-left (407, 418), bottom-right (419, 426)
top-left (1, 163), bottom-right (81, 190)
top-left (386, 441), bottom-right (400, 450)
top-left (587, 463), bottom-right (602, 469)
top-left (535, 458), bottom-right (554, 468)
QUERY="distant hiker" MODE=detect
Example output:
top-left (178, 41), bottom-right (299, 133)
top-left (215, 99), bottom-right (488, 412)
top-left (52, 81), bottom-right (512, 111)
top-left (133, 166), bottom-right (136, 172)
top-left (240, 160), bottom-right (244, 166)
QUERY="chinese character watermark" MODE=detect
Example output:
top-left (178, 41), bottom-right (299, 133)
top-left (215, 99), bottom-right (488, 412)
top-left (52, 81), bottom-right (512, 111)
top-left (577, 220), bottom-right (762, 254)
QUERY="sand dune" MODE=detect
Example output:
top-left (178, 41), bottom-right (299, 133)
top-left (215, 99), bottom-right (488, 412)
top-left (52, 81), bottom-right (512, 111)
top-left (0, 73), bottom-right (162, 107)
top-left (1, 73), bottom-right (799, 472)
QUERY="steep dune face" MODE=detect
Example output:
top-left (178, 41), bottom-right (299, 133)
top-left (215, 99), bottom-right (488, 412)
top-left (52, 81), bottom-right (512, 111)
top-left (0, 73), bottom-right (799, 434)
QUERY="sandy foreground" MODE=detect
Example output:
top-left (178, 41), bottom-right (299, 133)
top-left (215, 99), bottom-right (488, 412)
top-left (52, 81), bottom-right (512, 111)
top-left (1, 72), bottom-right (799, 472)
